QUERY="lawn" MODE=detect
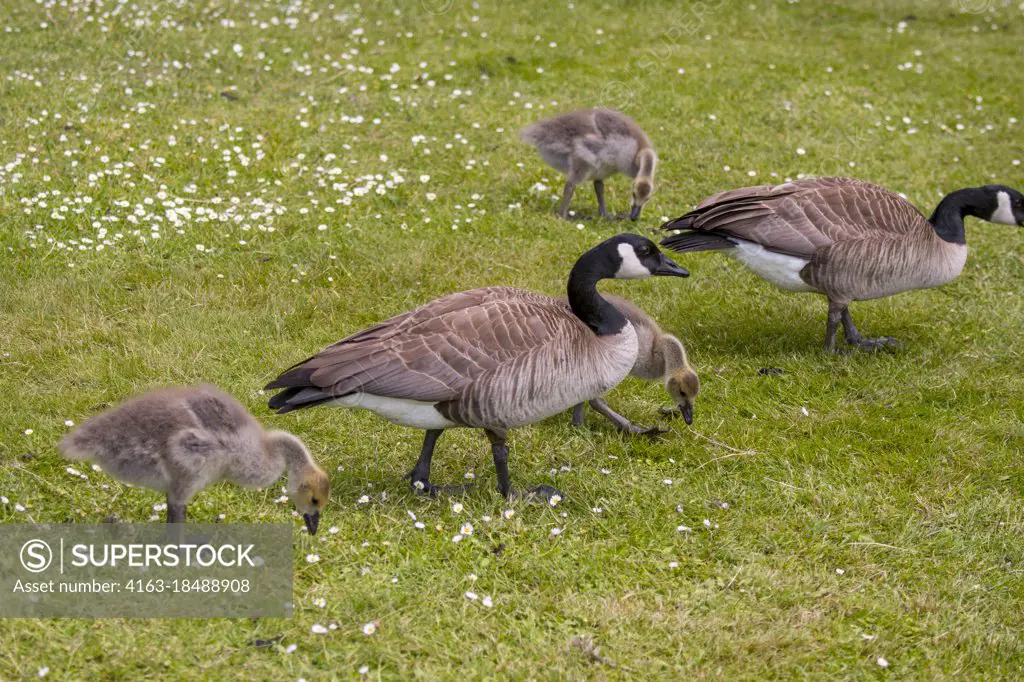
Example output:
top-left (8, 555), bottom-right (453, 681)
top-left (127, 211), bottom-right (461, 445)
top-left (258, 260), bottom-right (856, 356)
top-left (1, 0), bottom-right (1023, 678)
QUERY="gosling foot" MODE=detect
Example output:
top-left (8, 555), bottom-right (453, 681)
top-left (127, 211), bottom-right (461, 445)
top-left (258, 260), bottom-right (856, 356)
top-left (624, 423), bottom-right (669, 439)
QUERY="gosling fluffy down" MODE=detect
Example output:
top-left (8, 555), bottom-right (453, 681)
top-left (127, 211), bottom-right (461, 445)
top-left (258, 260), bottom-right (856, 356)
top-left (558, 293), bottom-right (699, 432)
top-left (520, 108), bottom-right (657, 221)
top-left (59, 384), bottom-right (330, 533)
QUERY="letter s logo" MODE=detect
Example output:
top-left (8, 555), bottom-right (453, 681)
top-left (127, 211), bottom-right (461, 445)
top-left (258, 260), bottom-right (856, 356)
top-left (20, 539), bottom-right (53, 573)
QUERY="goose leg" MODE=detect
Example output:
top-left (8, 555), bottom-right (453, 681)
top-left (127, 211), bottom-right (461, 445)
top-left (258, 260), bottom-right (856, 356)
top-left (485, 429), bottom-right (512, 498)
top-left (404, 430), bottom-right (472, 497)
top-left (594, 180), bottom-right (611, 219)
top-left (571, 403), bottom-right (586, 426)
top-left (841, 309), bottom-right (898, 350)
top-left (823, 300), bottom-right (844, 353)
top-left (588, 398), bottom-right (666, 438)
top-left (485, 429), bottom-right (563, 502)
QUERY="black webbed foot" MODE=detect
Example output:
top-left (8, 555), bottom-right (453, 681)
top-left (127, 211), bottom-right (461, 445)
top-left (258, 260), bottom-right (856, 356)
top-left (511, 485), bottom-right (565, 502)
top-left (846, 336), bottom-right (899, 351)
top-left (404, 471), bottom-right (473, 497)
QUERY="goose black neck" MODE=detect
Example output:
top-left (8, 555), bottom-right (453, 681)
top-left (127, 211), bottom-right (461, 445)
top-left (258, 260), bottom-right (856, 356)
top-left (567, 251), bottom-right (628, 336)
top-left (929, 188), bottom-right (986, 245)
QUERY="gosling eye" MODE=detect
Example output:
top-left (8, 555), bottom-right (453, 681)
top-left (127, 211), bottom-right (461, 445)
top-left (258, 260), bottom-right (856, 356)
top-left (311, 497), bottom-right (319, 506)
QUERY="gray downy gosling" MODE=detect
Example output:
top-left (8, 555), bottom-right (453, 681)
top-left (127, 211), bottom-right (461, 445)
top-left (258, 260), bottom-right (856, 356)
top-left (561, 293), bottom-right (700, 434)
top-left (520, 108), bottom-right (656, 221)
top-left (59, 384), bottom-right (331, 534)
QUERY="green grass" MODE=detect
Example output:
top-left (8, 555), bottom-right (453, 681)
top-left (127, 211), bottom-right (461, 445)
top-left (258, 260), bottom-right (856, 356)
top-left (1, 0), bottom-right (1023, 678)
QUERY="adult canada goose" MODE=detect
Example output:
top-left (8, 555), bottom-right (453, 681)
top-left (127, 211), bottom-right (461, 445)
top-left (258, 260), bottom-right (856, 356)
top-left (520, 108), bottom-right (657, 221)
top-left (661, 177), bottom-right (1024, 351)
top-left (266, 234), bottom-right (688, 500)
top-left (558, 293), bottom-right (700, 434)
top-left (59, 385), bottom-right (331, 534)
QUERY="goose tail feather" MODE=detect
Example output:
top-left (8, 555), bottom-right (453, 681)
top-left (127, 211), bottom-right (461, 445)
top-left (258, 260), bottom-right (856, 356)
top-left (660, 230), bottom-right (735, 253)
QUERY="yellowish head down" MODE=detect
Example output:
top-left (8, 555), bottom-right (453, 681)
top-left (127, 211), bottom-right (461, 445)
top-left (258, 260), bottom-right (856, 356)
top-left (630, 177), bottom-right (654, 221)
top-left (291, 466), bottom-right (331, 535)
top-left (665, 367), bottom-right (699, 425)
top-left (629, 148), bottom-right (657, 220)
top-left (659, 334), bottom-right (699, 424)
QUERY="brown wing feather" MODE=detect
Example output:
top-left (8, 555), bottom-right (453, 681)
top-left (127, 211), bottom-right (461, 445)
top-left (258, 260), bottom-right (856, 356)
top-left (267, 287), bottom-right (584, 405)
top-left (664, 177), bottom-right (929, 259)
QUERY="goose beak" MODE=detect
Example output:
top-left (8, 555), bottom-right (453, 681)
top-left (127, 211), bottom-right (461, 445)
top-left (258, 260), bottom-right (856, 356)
top-left (652, 254), bottom-right (689, 278)
top-left (680, 402), bottom-right (694, 426)
top-left (629, 205), bottom-right (642, 221)
top-left (303, 512), bottom-right (320, 535)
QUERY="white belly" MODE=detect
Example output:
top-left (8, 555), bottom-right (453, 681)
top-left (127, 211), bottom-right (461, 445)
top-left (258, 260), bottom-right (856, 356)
top-left (730, 240), bottom-right (816, 292)
top-left (327, 394), bottom-right (458, 429)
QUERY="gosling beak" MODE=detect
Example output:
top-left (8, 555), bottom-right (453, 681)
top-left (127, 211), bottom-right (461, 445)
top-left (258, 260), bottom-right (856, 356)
top-left (629, 204), bottom-right (642, 221)
top-left (303, 512), bottom-right (320, 535)
top-left (652, 254), bottom-right (689, 278)
top-left (680, 402), bottom-right (694, 425)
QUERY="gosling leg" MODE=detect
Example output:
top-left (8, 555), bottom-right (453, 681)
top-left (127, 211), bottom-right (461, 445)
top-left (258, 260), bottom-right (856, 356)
top-left (594, 179), bottom-right (611, 219)
top-left (557, 180), bottom-right (577, 220)
top-left (166, 498), bottom-right (187, 524)
top-left (165, 496), bottom-right (187, 546)
top-left (588, 398), bottom-right (666, 438)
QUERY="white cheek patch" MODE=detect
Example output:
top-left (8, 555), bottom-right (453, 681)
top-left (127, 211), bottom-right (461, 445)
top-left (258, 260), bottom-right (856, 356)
top-left (615, 243), bottom-right (653, 279)
top-left (990, 191), bottom-right (1017, 225)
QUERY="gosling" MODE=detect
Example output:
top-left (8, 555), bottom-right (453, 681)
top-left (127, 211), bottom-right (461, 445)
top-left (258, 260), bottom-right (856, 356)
top-left (563, 293), bottom-right (700, 434)
top-left (59, 384), bottom-right (331, 534)
top-left (519, 108), bottom-right (657, 221)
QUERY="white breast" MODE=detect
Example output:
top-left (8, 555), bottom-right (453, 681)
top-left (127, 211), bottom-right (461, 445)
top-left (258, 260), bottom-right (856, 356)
top-left (327, 394), bottom-right (458, 429)
top-left (729, 240), bottom-right (816, 292)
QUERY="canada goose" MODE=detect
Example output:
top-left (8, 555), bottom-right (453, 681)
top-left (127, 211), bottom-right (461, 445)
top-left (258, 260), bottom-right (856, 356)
top-left (266, 234), bottom-right (688, 500)
top-left (661, 177), bottom-right (1024, 351)
top-left (59, 385), bottom-right (331, 534)
top-left (558, 293), bottom-right (700, 433)
top-left (520, 108), bottom-right (656, 221)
